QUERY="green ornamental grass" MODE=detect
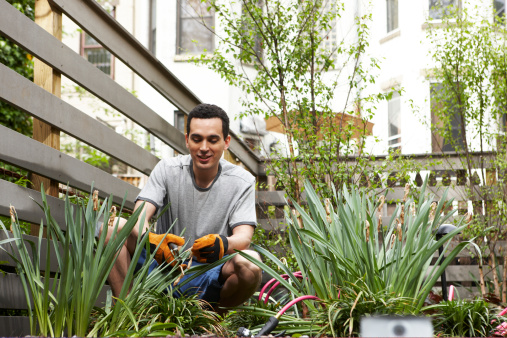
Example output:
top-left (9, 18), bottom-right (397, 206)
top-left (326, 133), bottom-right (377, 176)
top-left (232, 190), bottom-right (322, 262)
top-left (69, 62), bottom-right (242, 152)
top-left (237, 176), bottom-right (478, 335)
top-left (0, 185), bottom-right (150, 336)
top-left (0, 184), bottom-right (229, 337)
top-left (425, 298), bottom-right (506, 337)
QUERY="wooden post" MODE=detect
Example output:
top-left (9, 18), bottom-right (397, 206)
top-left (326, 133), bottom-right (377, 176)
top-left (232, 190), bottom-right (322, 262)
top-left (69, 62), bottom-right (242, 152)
top-left (32, 0), bottom-right (61, 198)
top-left (267, 175), bottom-right (276, 192)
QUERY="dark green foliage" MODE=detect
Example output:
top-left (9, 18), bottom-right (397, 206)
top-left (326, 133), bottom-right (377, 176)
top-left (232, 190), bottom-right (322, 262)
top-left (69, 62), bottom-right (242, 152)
top-left (425, 299), bottom-right (505, 337)
top-left (0, 0), bottom-right (34, 137)
top-left (0, 1), bottom-right (35, 234)
top-left (252, 225), bottom-right (297, 273)
top-left (318, 280), bottom-right (417, 337)
top-left (222, 299), bottom-right (281, 336)
top-left (91, 290), bottom-right (224, 337)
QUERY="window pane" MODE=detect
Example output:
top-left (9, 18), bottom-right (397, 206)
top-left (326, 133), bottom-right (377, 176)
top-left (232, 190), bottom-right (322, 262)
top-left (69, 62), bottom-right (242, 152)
top-left (242, 2), bottom-right (263, 60)
top-left (430, 83), bottom-right (465, 152)
top-left (178, 0), bottom-right (214, 54)
top-left (151, 0), bottom-right (157, 30)
top-left (388, 137), bottom-right (401, 146)
top-left (85, 48), bottom-right (111, 75)
top-left (85, 34), bottom-right (99, 46)
top-left (181, 0), bottom-right (212, 19)
top-left (495, 0), bottom-right (505, 23)
top-left (429, 0), bottom-right (457, 20)
top-left (388, 92), bottom-right (401, 138)
top-left (150, 0), bottom-right (157, 54)
top-left (179, 17), bottom-right (214, 53)
top-left (386, 0), bottom-right (398, 32)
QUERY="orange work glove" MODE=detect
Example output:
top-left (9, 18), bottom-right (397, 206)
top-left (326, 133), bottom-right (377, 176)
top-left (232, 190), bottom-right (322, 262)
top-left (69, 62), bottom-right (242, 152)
top-left (148, 233), bottom-right (185, 266)
top-left (191, 234), bottom-right (229, 263)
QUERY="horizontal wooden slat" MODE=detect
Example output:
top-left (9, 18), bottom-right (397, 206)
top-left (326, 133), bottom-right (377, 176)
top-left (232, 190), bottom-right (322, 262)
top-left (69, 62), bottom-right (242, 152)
top-left (259, 152), bottom-right (497, 176)
top-left (0, 0), bottom-right (187, 156)
top-left (0, 180), bottom-right (66, 228)
top-left (0, 125), bottom-right (139, 209)
top-left (0, 63), bottom-right (158, 176)
top-left (258, 218), bottom-right (287, 230)
top-left (48, 0), bottom-right (261, 174)
top-left (443, 265), bottom-right (503, 283)
top-left (256, 186), bottom-right (497, 207)
top-left (0, 273), bottom-right (110, 310)
top-left (0, 231), bottom-right (60, 273)
top-left (444, 286), bottom-right (477, 299)
top-left (256, 191), bottom-right (289, 206)
top-left (0, 316), bottom-right (30, 336)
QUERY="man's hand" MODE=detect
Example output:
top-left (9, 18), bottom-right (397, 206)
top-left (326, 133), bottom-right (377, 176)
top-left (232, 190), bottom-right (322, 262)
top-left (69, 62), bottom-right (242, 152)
top-left (148, 233), bottom-right (185, 266)
top-left (192, 234), bottom-right (229, 263)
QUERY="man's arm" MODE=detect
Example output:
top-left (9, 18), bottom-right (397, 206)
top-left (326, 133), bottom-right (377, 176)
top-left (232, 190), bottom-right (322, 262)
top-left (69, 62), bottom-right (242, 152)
top-left (225, 224), bottom-right (255, 254)
top-left (133, 199), bottom-right (157, 236)
top-left (126, 199), bottom-right (157, 254)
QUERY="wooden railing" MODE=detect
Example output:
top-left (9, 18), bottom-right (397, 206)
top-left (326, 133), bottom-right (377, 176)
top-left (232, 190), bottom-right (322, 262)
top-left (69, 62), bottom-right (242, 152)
top-left (255, 152), bottom-right (505, 302)
top-left (0, 0), bottom-right (259, 334)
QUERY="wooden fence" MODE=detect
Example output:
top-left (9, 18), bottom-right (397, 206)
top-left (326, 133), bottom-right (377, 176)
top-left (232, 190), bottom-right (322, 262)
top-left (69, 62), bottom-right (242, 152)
top-left (0, 0), bottom-right (260, 334)
top-left (255, 153), bottom-right (506, 306)
top-left (0, 0), bottom-right (505, 335)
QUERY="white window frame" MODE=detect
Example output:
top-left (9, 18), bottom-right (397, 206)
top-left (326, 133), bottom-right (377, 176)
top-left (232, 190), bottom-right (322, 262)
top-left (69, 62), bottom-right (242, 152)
top-left (428, 0), bottom-right (460, 21)
top-left (176, 0), bottom-right (215, 55)
top-left (386, 0), bottom-right (398, 33)
top-left (387, 91), bottom-right (402, 151)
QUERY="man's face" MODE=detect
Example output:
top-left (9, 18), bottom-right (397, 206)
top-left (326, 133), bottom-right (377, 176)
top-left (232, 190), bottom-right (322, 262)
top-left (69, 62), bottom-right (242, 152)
top-left (185, 117), bottom-right (231, 173)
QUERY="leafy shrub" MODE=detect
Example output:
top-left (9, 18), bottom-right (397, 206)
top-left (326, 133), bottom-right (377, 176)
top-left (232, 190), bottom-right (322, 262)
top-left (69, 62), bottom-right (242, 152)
top-left (236, 176), bottom-right (477, 335)
top-left (318, 279), bottom-right (417, 337)
top-left (425, 299), bottom-right (506, 337)
top-left (282, 177), bottom-right (475, 309)
top-left (91, 290), bottom-right (224, 337)
top-left (0, 186), bottom-right (153, 336)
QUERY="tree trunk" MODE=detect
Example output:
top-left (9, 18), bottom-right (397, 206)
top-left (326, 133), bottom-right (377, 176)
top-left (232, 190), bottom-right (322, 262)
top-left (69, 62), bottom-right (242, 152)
top-left (503, 252), bottom-right (507, 302)
top-left (491, 252), bottom-right (501, 297)
top-left (479, 261), bottom-right (486, 296)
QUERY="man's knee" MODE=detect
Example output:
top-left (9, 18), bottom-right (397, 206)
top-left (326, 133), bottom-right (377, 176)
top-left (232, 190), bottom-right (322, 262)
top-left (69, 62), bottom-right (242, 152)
top-left (98, 217), bottom-right (128, 242)
top-left (225, 250), bottom-right (262, 281)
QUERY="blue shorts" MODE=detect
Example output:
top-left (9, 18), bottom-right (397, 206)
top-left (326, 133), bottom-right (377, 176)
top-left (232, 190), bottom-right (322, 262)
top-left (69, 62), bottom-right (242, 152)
top-left (134, 247), bottom-right (225, 304)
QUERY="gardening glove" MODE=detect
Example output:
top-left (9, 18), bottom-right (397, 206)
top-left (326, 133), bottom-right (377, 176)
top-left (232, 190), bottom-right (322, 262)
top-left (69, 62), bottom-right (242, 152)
top-left (191, 234), bottom-right (229, 263)
top-left (148, 232), bottom-right (185, 266)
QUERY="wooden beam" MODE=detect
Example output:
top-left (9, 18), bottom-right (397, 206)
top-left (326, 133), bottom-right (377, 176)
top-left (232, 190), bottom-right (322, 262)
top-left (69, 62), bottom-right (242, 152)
top-left (0, 317), bottom-right (30, 337)
top-left (0, 273), bottom-right (111, 310)
top-left (32, 0), bottom-right (61, 199)
top-left (0, 125), bottom-right (140, 209)
top-left (0, 64), bottom-right (159, 176)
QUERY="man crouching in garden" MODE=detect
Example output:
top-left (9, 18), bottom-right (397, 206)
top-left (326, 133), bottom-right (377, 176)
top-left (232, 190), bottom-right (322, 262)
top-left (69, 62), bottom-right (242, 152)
top-left (97, 103), bottom-right (262, 310)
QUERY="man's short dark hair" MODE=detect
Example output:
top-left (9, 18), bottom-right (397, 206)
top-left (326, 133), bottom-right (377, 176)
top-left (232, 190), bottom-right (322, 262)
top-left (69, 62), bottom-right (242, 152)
top-left (187, 103), bottom-right (230, 139)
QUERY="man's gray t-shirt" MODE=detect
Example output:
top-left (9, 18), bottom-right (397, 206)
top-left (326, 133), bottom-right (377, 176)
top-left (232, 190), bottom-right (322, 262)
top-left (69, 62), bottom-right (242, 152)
top-left (135, 155), bottom-right (256, 248)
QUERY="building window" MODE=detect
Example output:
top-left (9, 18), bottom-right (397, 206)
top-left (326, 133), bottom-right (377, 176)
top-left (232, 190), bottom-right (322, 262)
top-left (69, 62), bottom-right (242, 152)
top-left (429, 0), bottom-right (458, 20)
top-left (149, 0), bottom-right (157, 55)
top-left (241, 2), bottom-right (263, 62)
top-left (388, 91), bottom-right (401, 151)
top-left (430, 83), bottom-right (465, 152)
top-left (174, 110), bottom-right (186, 133)
top-left (81, 33), bottom-right (114, 77)
top-left (495, 0), bottom-right (506, 23)
top-left (386, 0), bottom-right (398, 33)
top-left (320, 0), bottom-right (338, 61)
top-left (177, 0), bottom-right (214, 54)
